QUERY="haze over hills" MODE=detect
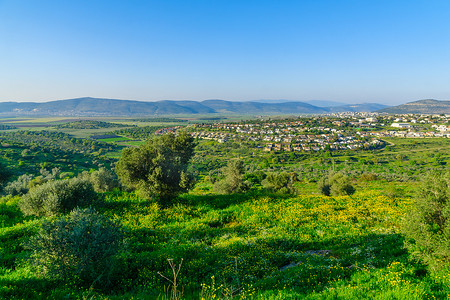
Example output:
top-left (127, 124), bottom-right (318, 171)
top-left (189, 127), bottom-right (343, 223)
top-left (252, 100), bottom-right (348, 107)
top-left (377, 99), bottom-right (450, 114)
top-left (0, 97), bottom-right (391, 116)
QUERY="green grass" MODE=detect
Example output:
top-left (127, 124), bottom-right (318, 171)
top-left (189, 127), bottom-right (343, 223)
top-left (1, 182), bottom-right (449, 299)
top-left (120, 140), bottom-right (147, 147)
top-left (0, 118), bottom-right (449, 299)
top-left (97, 136), bottom-right (131, 143)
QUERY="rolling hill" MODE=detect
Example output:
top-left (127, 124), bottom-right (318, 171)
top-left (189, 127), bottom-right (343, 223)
top-left (0, 97), bottom-right (388, 116)
top-left (377, 99), bottom-right (450, 114)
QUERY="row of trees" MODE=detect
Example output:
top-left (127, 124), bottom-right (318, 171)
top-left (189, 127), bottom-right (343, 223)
top-left (55, 120), bottom-right (133, 129)
top-left (0, 130), bottom-right (120, 154)
top-left (110, 125), bottom-right (175, 139)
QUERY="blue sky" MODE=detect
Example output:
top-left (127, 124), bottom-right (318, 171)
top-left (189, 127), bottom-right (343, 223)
top-left (1, 0), bottom-right (449, 104)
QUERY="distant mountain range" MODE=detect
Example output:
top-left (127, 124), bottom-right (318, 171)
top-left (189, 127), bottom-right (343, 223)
top-left (252, 99), bottom-right (348, 107)
top-left (0, 97), bottom-right (390, 116)
top-left (377, 99), bottom-right (450, 114)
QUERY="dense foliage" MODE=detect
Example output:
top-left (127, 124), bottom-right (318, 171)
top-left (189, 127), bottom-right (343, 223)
top-left (55, 120), bottom-right (133, 129)
top-left (0, 161), bottom-right (11, 188)
top-left (213, 159), bottom-right (250, 194)
top-left (0, 141), bottom-right (115, 179)
top-left (404, 170), bottom-right (450, 273)
top-left (0, 130), bottom-right (120, 154)
top-left (79, 168), bottom-right (120, 193)
top-left (0, 124), bottom-right (17, 130)
top-left (111, 125), bottom-right (175, 139)
top-left (116, 132), bottom-right (196, 202)
top-left (26, 207), bottom-right (124, 287)
top-left (4, 174), bottom-right (33, 196)
top-left (262, 172), bottom-right (296, 194)
top-left (318, 171), bottom-right (356, 196)
top-left (19, 177), bottom-right (97, 216)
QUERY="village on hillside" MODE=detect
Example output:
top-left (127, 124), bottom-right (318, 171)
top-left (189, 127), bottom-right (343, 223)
top-left (190, 113), bottom-right (450, 152)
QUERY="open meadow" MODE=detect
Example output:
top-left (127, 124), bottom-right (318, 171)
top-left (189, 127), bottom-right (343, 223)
top-left (0, 115), bottom-right (449, 299)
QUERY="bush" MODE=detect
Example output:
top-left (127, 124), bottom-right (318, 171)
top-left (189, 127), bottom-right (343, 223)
top-left (404, 171), bottom-right (450, 273)
top-left (318, 172), bottom-right (355, 196)
top-left (4, 174), bottom-right (34, 196)
top-left (359, 173), bottom-right (378, 182)
top-left (244, 170), bottom-right (267, 185)
top-left (28, 168), bottom-right (61, 189)
top-left (213, 160), bottom-right (250, 194)
top-left (19, 178), bottom-right (97, 217)
top-left (262, 172), bottom-right (296, 194)
top-left (80, 168), bottom-right (120, 193)
top-left (0, 161), bottom-right (11, 188)
top-left (25, 207), bottom-right (124, 287)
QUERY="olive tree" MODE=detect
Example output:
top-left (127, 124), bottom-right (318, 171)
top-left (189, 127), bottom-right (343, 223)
top-left (115, 132), bottom-right (196, 202)
top-left (26, 207), bottom-right (124, 287)
top-left (262, 172), bottom-right (296, 194)
top-left (213, 159), bottom-right (250, 194)
top-left (19, 177), bottom-right (97, 217)
top-left (80, 168), bottom-right (120, 193)
top-left (318, 171), bottom-right (355, 196)
top-left (404, 171), bottom-right (450, 273)
top-left (4, 174), bottom-right (34, 196)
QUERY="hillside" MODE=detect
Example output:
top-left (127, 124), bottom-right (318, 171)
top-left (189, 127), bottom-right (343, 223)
top-left (328, 103), bottom-right (388, 113)
top-left (0, 97), bottom-right (385, 116)
top-left (3, 187), bottom-right (448, 299)
top-left (377, 99), bottom-right (450, 114)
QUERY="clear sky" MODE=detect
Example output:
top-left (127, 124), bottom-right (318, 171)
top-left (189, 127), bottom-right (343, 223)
top-left (1, 0), bottom-right (450, 105)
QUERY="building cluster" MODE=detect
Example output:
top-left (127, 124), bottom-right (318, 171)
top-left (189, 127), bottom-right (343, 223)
top-left (372, 130), bottom-right (450, 138)
top-left (154, 126), bottom-right (183, 135)
top-left (191, 123), bottom-right (381, 152)
top-left (189, 113), bottom-right (449, 152)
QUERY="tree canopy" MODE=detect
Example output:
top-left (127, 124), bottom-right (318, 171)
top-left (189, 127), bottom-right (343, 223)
top-left (115, 132), bottom-right (196, 202)
top-left (404, 171), bottom-right (450, 273)
top-left (318, 171), bottom-right (355, 196)
top-left (213, 159), bottom-right (250, 194)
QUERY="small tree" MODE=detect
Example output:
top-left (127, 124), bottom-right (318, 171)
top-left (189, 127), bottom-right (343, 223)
top-left (244, 170), bottom-right (267, 185)
top-left (262, 172), bottom-right (296, 194)
top-left (80, 168), bottom-right (120, 193)
top-left (19, 177), bottom-right (97, 217)
top-left (318, 172), bottom-right (355, 196)
top-left (4, 174), bottom-right (34, 196)
top-left (26, 207), bottom-right (124, 287)
top-left (404, 171), bottom-right (450, 273)
top-left (214, 159), bottom-right (250, 194)
top-left (115, 132), bottom-right (196, 202)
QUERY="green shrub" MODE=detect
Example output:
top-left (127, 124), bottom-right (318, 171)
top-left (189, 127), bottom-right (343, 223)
top-left (19, 178), bottom-right (97, 217)
top-left (27, 168), bottom-right (62, 190)
top-left (4, 174), bottom-right (34, 196)
top-left (80, 168), bottom-right (120, 193)
top-left (0, 161), bottom-right (11, 188)
top-left (244, 170), bottom-right (267, 185)
top-left (318, 172), bottom-right (355, 196)
top-left (25, 207), bottom-right (124, 287)
top-left (359, 173), bottom-right (378, 181)
top-left (262, 172), bottom-right (296, 194)
top-left (213, 160), bottom-right (250, 194)
top-left (404, 171), bottom-right (450, 273)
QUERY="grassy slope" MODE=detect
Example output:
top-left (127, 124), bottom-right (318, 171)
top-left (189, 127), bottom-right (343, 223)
top-left (1, 183), bottom-right (449, 299)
